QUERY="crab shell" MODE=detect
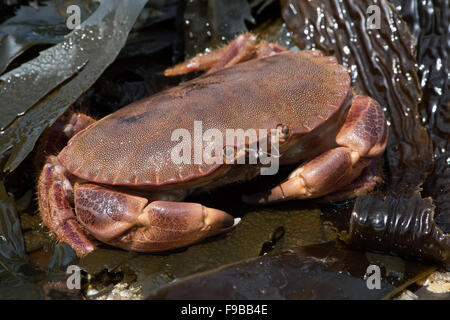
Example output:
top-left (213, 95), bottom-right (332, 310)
top-left (58, 51), bottom-right (351, 189)
top-left (39, 49), bottom-right (387, 257)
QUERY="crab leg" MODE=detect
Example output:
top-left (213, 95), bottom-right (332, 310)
top-left (321, 158), bottom-right (383, 202)
top-left (165, 33), bottom-right (257, 76)
top-left (164, 33), bottom-right (286, 76)
top-left (35, 112), bottom-right (95, 168)
top-left (38, 156), bottom-right (97, 257)
top-left (73, 183), bottom-right (237, 252)
top-left (243, 96), bottom-right (388, 203)
top-left (37, 112), bottom-right (98, 257)
top-left (255, 41), bottom-right (286, 58)
top-left (38, 110), bottom-right (236, 256)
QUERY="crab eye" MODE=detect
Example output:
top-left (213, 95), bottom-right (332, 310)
top-left (276, 124), bottom-right (290, 140)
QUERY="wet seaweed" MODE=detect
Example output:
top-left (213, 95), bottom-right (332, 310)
top-left (0, 180), bottom-right (46, 299)
top-left (391, 0), bottom-right (449, 156)
top-left (148, 241), bottom-right (435, 300)
top-left (281, 0), bottom-right (449, 262)
top-left (0, 0), bottom-right (148, 173)
top-left (347, 192), bottom-right (450, 262)
top-left (0, 0), bottom-right (148, 299)
top-left (282, 0), bottom-right (433, 190)
top-left (0, 0), bottom-right (99, 75)
top-left (391, 0), bottom-right (450, 235)
top-left (0, 180), bottom-right (27, 276)
top-left (79, 207), bottom-right (337, 296)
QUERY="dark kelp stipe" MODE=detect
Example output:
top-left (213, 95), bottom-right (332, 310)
top-left (281, 0), bottom-right (449, 263)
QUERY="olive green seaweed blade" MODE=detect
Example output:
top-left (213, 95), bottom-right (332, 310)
top-left (0, 0), bottom-right (148, 173)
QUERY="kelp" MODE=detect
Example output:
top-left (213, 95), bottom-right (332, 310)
top-left (148, 242), bottom-right (435, 300)
top-left (0, 180), bottom-right (45, 299)
top-left (281, 0), bottom-right (449, 263)
top-left (0, 0), bottom-right (148, 173)
top-left (118, 0), bottom-right (178, 59)
top-left (0, 0), bottom-right (99, 75)
top-left (79, 207), bottom-right (337, 297)
top-left (0, 180), bottom-right (27, 276)
top-left (347, 193), bottom-right (449, 262)
top-left (72, 1), bottom-right (181, 119)
top-left (391, 0), bottom-right (449, 156)
top-left (0, 1), bottom-right (66, 75)
top-left (390, 0), bottom-right (450, 236)
top-left (0, 0), bottom-right (148, 299)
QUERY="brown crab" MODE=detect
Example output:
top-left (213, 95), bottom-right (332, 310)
top-left (37, 34), bottom-right (388, 257)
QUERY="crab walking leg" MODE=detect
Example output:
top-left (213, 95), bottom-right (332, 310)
top-left (255, 41), bottom-right (287, 58)
top-left (73, 183), bottom-right (237, 252)
top-left (37, 156), bottom-right (97, 257)
top-left (36, 112), bottom-right (95, 167)
top-left (37, 113), bottom-right (98, 257)
top-left (164, 34), bottom-right (289, 77)
top-left (321, 157), bottom-right (383, 202)
top-left (243, 96), bottom-right (388, 203)
top-left (62, 112), bottom-right (96, 138)
top-left (165, 33), bottom-right (259, 76)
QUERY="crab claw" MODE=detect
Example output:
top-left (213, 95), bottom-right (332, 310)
top-left (73, 183), bottom-right (237, 253)
top-left (138, 201), bottom-right (236, 240)
top-left (118, 201), bottom-right (237, 252)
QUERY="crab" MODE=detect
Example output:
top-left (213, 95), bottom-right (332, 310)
top-left (37, 34), bottom-right (388, 257)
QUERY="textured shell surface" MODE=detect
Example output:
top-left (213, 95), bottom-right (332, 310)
top-left (58, 51), bottom-right (350, 187)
